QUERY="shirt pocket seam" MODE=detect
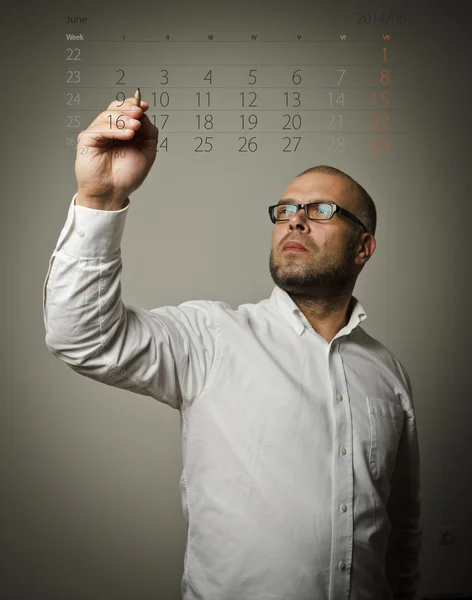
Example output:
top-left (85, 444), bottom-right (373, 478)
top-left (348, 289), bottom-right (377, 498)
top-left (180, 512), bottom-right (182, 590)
top-left (367, 396), bottom-right (405, 481)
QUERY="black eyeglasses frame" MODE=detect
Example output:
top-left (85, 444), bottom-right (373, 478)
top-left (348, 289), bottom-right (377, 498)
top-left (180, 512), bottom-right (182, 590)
top-left (268, 202), bottom-right (368, 233)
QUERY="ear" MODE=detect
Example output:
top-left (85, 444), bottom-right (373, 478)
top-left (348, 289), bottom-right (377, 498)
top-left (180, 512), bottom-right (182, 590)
top-left (360, 233), bottom-right (376, 260)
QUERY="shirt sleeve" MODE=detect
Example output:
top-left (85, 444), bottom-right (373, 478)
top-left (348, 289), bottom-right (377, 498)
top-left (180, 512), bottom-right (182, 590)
top-left (385, 363), bottom-right (423, 600)
top-left (43, 194), bottom-right (220, 412)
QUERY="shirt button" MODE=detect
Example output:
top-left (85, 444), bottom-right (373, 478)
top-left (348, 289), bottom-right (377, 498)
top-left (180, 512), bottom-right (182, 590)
top-left (77, 229), bottom-right (84, 237)
top-left (340, 503), bottom-right (348, 513)
top-left (337, 393), bottom-right (343, 401)
top-left (338, 560), bottom-right (346, 571)
top-left (340, 446), bottom-right (347, 456)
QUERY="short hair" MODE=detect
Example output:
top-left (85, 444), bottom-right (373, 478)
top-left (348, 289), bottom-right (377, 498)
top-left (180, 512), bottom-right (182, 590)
top-left (295, 165), bottom-right (377, 237)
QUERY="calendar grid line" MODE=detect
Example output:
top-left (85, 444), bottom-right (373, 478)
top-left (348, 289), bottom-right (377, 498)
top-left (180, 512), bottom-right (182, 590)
top-left (72, 64), bottom-right (404, 67)
top-left (67, 131), bottom-right (407, 134)
top-left (65, 109), bottom-right (405, 112)
top-left (64, 86), bottom-right (399, 89)
top-left (82, 40), bottom-right (405, 44)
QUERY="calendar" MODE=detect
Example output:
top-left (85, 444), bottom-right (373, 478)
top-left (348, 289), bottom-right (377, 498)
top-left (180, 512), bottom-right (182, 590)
top-left (62, 2), bottom-right (411, 160)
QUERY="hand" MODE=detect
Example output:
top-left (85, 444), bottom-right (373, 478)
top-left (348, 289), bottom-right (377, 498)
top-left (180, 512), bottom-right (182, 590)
top-left (75, 95), bottom-right (159, 209)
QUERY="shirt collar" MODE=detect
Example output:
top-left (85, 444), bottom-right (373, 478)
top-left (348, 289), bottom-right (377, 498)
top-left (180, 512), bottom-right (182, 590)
top-left (268, 285), bottom-right (367, 339)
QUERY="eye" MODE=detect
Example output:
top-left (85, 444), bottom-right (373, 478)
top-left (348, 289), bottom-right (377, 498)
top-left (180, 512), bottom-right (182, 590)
top-left (276, 204), bottom-right (296, 218)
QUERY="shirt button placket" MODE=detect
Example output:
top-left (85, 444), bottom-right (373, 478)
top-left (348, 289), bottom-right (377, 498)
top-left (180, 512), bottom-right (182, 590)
top-left (335, 388), bottom-right (349, 587)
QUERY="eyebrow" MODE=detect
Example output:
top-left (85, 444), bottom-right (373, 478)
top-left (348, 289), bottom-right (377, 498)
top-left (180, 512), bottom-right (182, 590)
top-left (277, 198), bottom-right (333, 205)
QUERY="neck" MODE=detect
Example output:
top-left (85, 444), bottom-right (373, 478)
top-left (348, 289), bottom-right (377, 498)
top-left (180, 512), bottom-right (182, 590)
top-left (291, 292), bottom-right (354, 343)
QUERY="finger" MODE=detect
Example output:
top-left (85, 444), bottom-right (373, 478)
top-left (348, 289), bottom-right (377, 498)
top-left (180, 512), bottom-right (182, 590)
top-left (78, 128), bottom-right (137, 148)
top-left (80, 97), bottom-right (154, 147)
top-left (106, 97), bottom-right (150, 113)
top-left (79, 116), bottom-right (141, 147)
top-left (130, 112), bottom-right (159, 146)
top-left (84, 105), bottom-right (144, 142)
top-left (85, 99), bottom-right (148, 131)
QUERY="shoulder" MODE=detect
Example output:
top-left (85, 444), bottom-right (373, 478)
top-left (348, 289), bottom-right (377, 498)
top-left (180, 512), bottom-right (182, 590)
top-left (356, 327), bottom-right (415, 415)
top-left (354, 326), bottom-right (414, 399)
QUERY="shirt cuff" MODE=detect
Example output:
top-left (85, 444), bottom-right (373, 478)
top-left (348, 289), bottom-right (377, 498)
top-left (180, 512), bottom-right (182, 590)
top-left (54, 193), bottom-right (130, 258)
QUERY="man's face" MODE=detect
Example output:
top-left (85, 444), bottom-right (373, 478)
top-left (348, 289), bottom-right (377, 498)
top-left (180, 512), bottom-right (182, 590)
top-left (269, 173), bottom-right (364, 300)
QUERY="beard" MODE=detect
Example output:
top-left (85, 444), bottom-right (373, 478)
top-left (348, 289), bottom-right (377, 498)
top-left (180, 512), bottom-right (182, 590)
top-left (269, 233), bottom-right (359, 303)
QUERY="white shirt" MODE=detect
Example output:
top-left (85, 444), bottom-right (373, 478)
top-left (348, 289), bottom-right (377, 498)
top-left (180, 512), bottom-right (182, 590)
top-left (43, 194), bottom-right (422, 600)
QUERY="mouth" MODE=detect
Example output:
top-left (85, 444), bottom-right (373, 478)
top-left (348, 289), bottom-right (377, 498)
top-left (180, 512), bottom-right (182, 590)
top-left (282, 242), bottom-right (307, 252)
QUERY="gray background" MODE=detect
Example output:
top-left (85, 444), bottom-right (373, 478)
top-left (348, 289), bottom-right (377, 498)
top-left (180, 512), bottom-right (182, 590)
top-left (2, 0), bottom-right (471, 598)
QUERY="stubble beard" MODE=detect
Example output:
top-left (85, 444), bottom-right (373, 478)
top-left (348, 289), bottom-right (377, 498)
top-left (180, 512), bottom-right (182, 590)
top-left (269, 236), bottom-right (358, 302)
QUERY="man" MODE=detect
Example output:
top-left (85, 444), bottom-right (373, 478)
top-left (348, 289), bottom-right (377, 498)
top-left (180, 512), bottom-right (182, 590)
top-left (43, 95), bottom-right (422, 600)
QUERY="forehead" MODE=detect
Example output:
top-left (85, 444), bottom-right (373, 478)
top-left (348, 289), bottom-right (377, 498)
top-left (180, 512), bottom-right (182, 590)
top-left (281, 173), bottom-right (352, 204)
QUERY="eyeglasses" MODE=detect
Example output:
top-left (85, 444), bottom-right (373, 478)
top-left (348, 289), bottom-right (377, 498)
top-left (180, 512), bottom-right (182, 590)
top-left (268, 202), bottom-right (368, 233)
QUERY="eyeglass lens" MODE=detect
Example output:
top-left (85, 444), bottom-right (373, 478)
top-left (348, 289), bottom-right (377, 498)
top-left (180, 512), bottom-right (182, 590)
top-left (274, 203), bottom-right (333, 220)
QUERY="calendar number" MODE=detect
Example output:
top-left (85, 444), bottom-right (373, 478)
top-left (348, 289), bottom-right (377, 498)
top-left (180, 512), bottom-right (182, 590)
top-left (371, 136), bottom-right (390, 153)
top-left (66, 116), bottom-right (80, 128)
top-left (196, 92), bottom-right (211, 107)
top-left (327, 115), bottom-right (343, 130)
top-left (284, 92), bottom-right (301, 108)
top-left (115, 92), bottom-right (126, 106)
top-left (380, 70), bottom-right (390, 85)
top-left (152, 92), bottom-right (170, 107)
top-left (239, 137), bottom-right (258, 152)
top-left (66, 93), bottom-right (80, 105)
top-left (240, 114), bottom-right (258, 130)
top-left (151, 114), bottom-right (169, 129)
top-left (197, 115), bottom-right (214, 130)
top-left (195, 137), bottom-right (213, 152)
top-left (292, 70), bottom-right (302, 85)
top-left (327, 137), bottom-right (346, 152)
top-left (116, 69), bottom-right (125, 85)
top-left (371, 114), bottom-right (389, 131)
top-left (66, 48), bottom-right (81, 60)
top-left (328, 92), bottom-right (344, 108)
top-left (158, 138), bottom-right (168, 152)
top-left (373, 91), bottom-right (389, 107)
top-left (282, 114), bottom-right (302, 130)
top-left (240, 92), bottom-right (258, 107)
top-left (282, 137), bottom-right (301, 152)
top-left (66, 71), bottom-right (80, 83)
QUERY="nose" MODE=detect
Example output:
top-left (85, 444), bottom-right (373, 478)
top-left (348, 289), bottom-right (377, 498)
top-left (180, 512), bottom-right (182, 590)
top-left (287, 206), bottom-right (309, 230)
